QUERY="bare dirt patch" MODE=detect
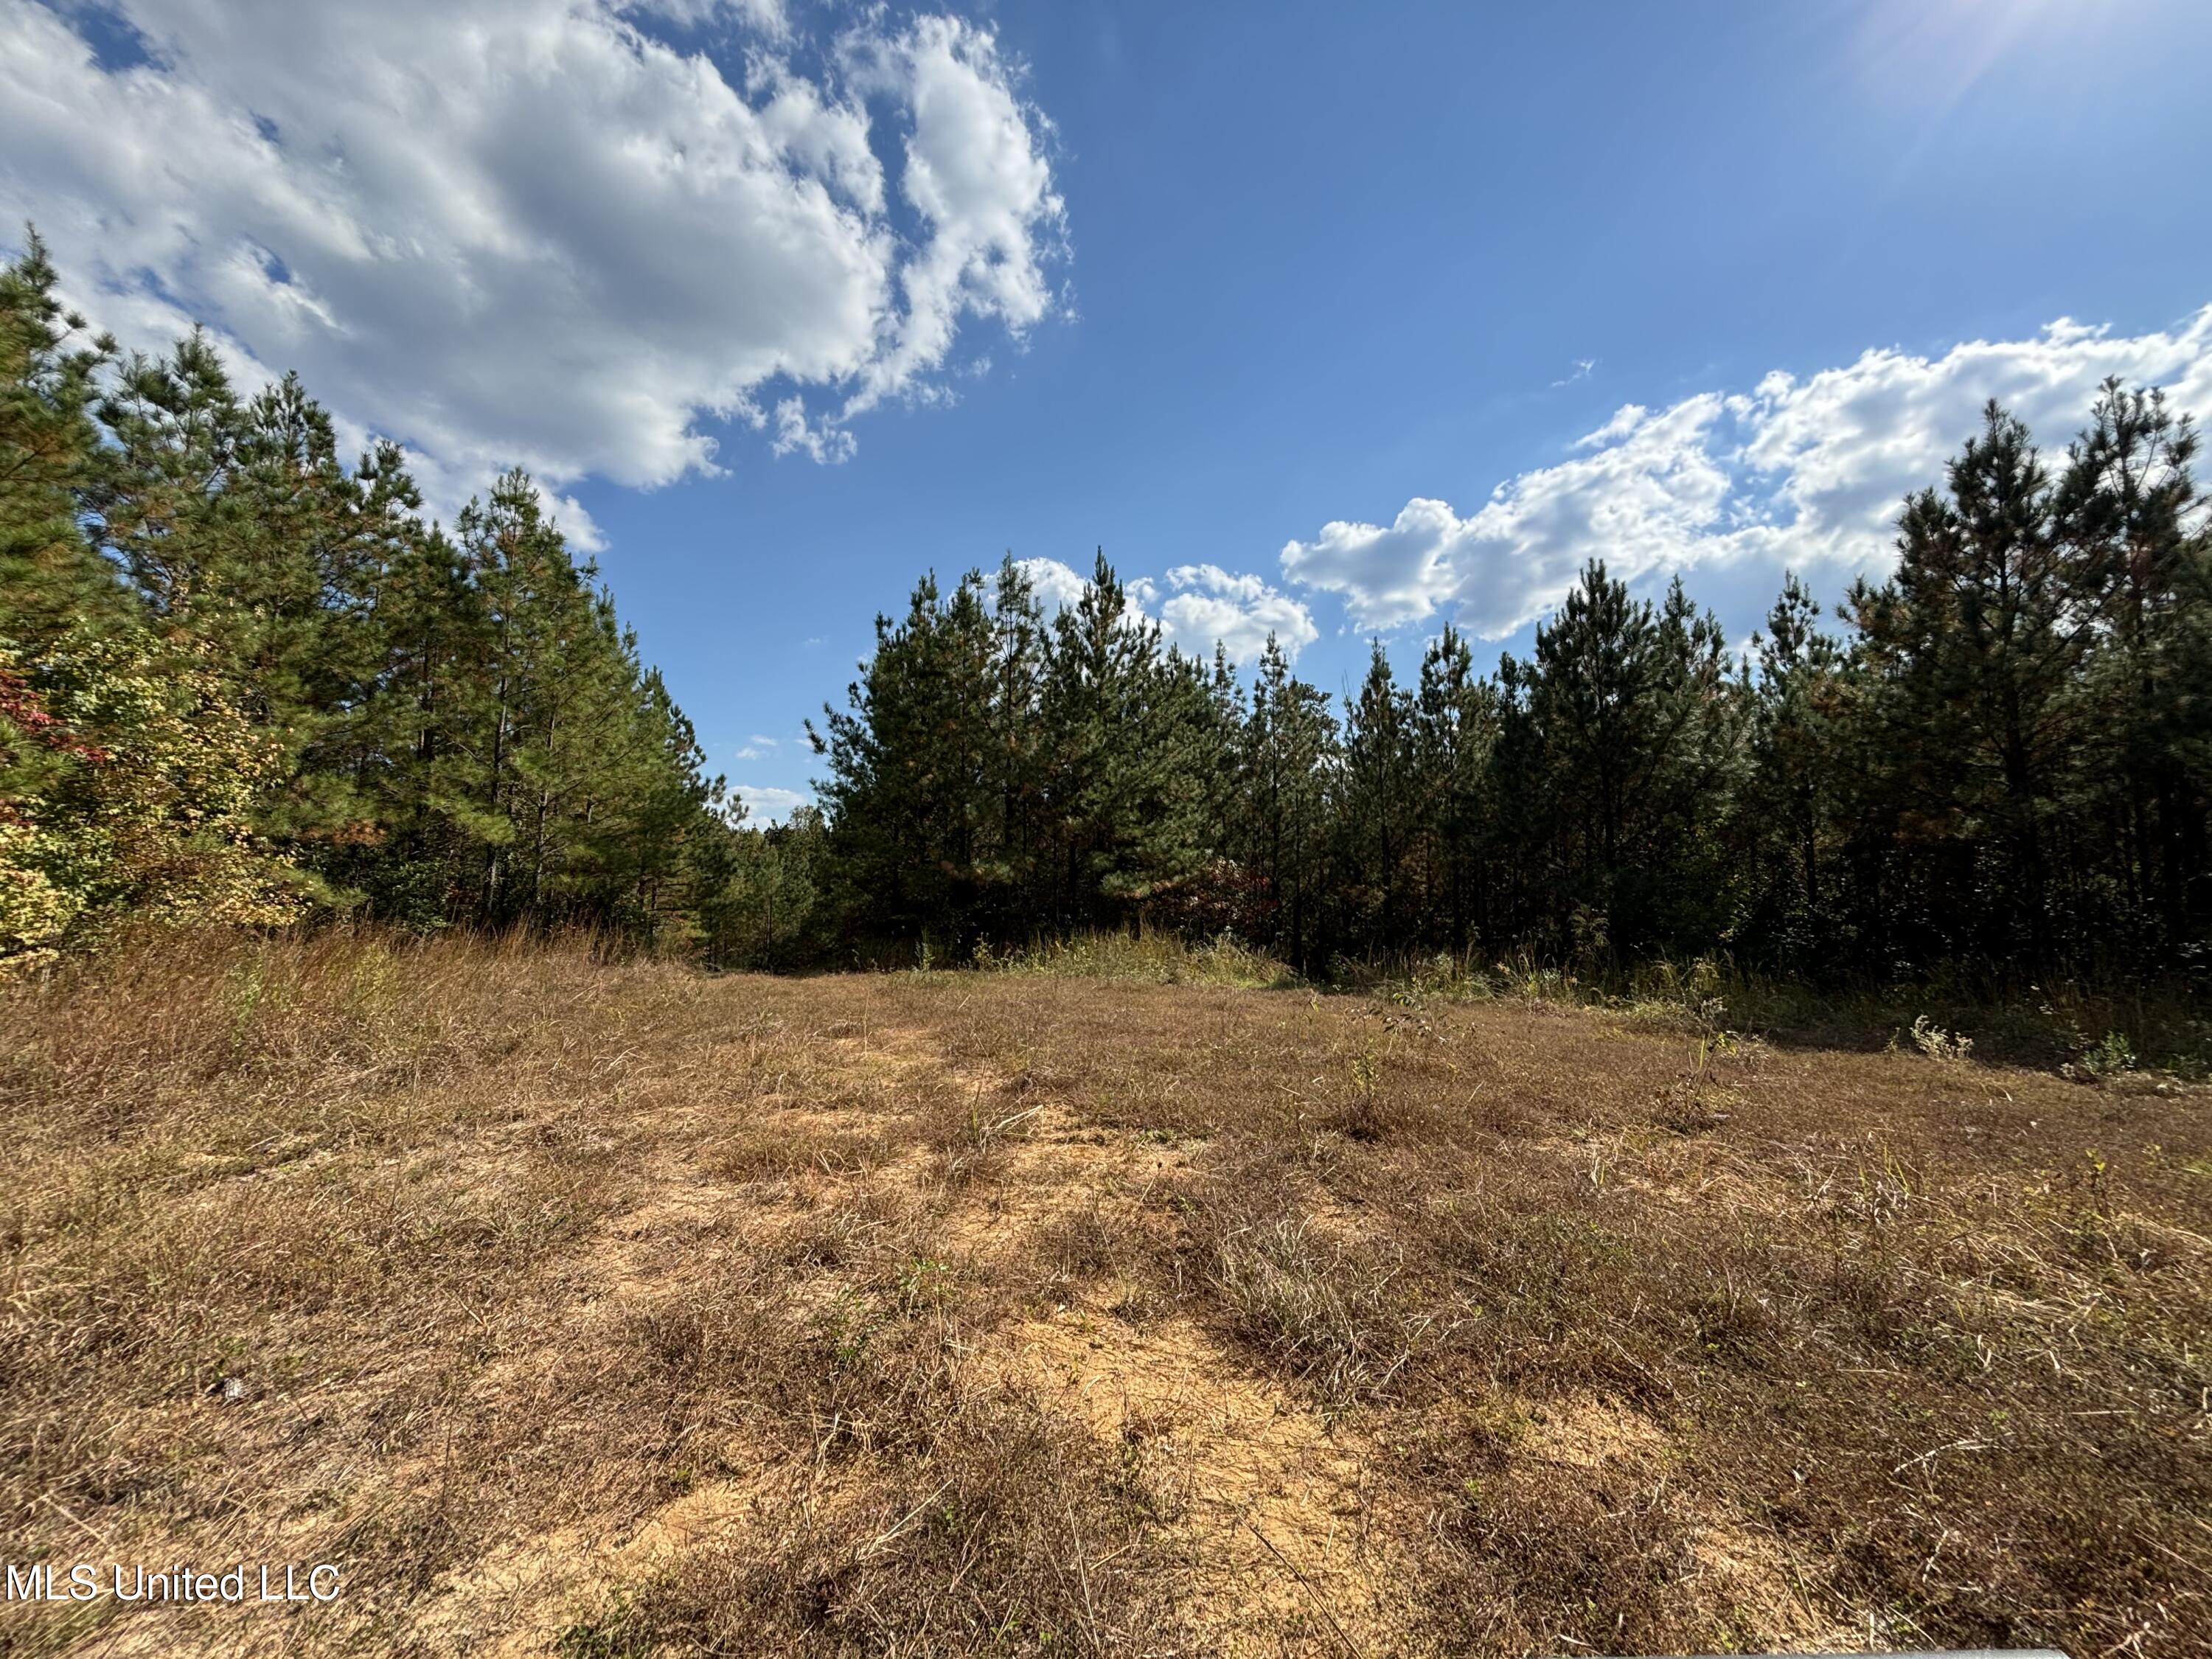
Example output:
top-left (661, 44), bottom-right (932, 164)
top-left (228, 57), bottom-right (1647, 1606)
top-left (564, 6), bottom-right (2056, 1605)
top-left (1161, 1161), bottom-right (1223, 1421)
top-left (984, 1307), bottom-right (1422, 1655)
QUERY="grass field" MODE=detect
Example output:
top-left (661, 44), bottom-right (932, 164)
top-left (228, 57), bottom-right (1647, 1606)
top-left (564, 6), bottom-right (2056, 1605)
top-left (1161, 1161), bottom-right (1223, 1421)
top-left (1, 933), bottom-right (2208, 1657)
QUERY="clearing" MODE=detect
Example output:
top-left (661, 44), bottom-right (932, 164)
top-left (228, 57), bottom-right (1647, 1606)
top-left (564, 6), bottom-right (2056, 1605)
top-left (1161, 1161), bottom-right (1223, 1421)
top-left (1, 935), bottom-right (2207, 1655)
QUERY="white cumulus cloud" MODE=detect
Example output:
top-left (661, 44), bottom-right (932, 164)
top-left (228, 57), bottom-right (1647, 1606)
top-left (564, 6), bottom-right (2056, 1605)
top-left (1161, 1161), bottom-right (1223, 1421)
top-left (1014, 556), bottom-right (1093, 613)
top-left (1281, 308), bottom-right (2212, 639)
top-left (1015, 558), bottom-right (1316, 665)
top-left (0, 0), bottom-right (1065, 513)
top-left (734, 783), bottom-right (810, 824)
top-left (1151, 563), bottom-right (1318, 664)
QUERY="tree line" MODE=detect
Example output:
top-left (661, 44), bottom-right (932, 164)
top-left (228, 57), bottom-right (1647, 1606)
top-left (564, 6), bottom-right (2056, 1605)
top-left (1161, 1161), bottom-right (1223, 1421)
top-left (0, 234), bottom-right (776, 972)
top-left (811, 394), bottom-right (2212, 984)
top-left (7, 232), bottom-right (2210, 984)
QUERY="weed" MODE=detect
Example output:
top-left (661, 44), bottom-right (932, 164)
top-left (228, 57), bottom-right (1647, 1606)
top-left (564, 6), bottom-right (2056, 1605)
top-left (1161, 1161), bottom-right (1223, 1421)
top-left (1908, 1013), bottom-right (1975, 1063)
top-left (2064, 1028), bottom-right (2139, 1081)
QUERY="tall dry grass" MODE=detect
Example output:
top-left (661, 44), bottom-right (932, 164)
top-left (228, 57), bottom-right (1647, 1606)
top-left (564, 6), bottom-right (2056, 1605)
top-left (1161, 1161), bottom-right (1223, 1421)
top-left (0, 928), bottom-right (2205, 1655)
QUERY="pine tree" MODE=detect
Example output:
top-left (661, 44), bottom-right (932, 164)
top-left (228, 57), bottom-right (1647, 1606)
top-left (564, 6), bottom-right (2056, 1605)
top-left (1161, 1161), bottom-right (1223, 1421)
top-left (1744, 574), bottom-right (1846, 964)
top-left (1411, 625), bottom-right (1495, 953)
top-left (352, 519), bottom-right (495, 922)
top-left (984, 558), bottom-right (1051, 934)
top-left (1849, 402), bottom-right (2086, 966)
top-left (1238, 636), bottom-right (1336, 967)
top-left (1038, 553), bottom-right (1215, 933)
top-left (1339, 642), bottom-right (1415, 953)
top-left (698, 804), bottom-right (827, 971)
top-left (813, 570), bottom-right (1000, 950)
top-left (0, 229), bottom-right (131, 652)
top-left (2052, 380), bottom-right (2212, 959)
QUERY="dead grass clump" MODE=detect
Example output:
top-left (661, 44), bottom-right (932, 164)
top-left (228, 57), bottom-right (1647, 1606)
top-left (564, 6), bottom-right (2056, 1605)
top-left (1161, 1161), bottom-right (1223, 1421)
top-left (757, 1168), bottom-right (933, 1271)
top-left (1426, 1186), bottom-right (1629, 1306)
top-left (919, 1097), bottom-right (1030, 1190)
top-left (703, 1124), bottom-right (891, 1187)
top-left (768, 1205), bottom-right (878, 1270)
top-left (1409, 1170), bottom-right (1649, 1382)
top-left (1423, 1464), bottom-right (1706, 1655)
top-left (555, 1265), bottom-right (1186, 1655)
top-left (563, 1386), bottom-right (1182, 1656)
top-left (1205, 1213), bottom-right (1422, 1408)
top-left (1021, 1197), bottom-right (1173, 1325)
top-left (1036, 1200), bottom-right (1130, 1285)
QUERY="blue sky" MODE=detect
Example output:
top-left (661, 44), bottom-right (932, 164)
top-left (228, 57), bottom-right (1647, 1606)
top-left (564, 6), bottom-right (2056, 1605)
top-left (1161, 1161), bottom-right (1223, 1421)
top-left (7, 0), bottom-right (2212, 819)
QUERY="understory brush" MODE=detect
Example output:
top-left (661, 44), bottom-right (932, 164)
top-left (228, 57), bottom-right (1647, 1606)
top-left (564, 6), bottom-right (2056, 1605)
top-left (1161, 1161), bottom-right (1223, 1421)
top-left (1344, 943), bottom-right (2209, 1078)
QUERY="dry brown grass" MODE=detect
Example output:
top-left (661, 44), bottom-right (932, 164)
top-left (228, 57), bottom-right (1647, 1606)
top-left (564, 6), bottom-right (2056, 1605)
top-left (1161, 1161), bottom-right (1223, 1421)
top-left (1, 931), bottom-right (2207, 1656)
